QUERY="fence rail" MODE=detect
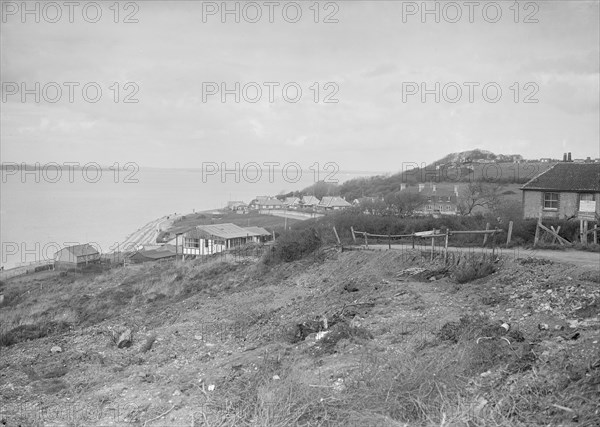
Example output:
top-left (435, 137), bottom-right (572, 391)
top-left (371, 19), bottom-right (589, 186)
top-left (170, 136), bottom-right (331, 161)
top-left (350, 225), bottom-right (506, 261)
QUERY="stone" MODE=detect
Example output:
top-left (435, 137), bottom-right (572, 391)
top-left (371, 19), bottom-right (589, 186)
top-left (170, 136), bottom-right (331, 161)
top-left (50, 346), bottom-right (62, 353)
top-left (117, 329), bottom-right (133, 349)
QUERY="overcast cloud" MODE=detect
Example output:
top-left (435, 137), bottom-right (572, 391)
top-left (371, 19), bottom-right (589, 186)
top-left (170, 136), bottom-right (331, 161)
top-left (1, 1), bottom-right (598, 172)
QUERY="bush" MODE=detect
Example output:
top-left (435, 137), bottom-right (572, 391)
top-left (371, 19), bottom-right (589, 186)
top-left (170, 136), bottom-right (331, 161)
top-left (263, 229), bottom-right (322, 264)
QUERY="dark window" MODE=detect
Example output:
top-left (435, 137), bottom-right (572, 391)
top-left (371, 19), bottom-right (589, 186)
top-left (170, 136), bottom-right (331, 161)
top-left (543, 193), bottom-right (559, 209)
top-left (184, 238), bottom-right (200, 248)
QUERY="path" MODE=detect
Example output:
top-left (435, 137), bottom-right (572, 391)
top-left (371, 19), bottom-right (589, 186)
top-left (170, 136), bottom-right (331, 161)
top-left (363, 243), bottom-right (600, 269)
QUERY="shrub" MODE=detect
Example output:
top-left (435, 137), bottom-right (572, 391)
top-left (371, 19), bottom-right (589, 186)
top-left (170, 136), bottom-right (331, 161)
top-left (263, 229), bottom-right (322, 264)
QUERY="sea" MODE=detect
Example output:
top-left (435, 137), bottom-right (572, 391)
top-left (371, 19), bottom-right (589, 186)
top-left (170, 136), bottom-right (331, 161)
top-left (0, 166), bottom-right (373, 270)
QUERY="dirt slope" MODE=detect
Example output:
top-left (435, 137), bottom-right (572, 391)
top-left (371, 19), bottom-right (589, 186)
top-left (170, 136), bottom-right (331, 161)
top-left (0, 249), bottom-right (598, 426)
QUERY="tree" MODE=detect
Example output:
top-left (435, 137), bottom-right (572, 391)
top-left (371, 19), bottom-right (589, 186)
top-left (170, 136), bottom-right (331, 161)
top-left (384, 191), bottom-right (425, 217)
top-left (302, 181), bottom-right (340, 200)
top-left (457, 181), bottom-right (504, 215)
top-left (357, 198), bottom-right (388, 216)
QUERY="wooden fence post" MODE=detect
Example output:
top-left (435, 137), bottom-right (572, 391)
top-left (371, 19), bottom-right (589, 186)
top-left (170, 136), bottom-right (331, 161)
top-left (412, 234), bottom-right (415, 249)
top-left (363, 232), bottom-right (368, 248)
top-left (333, 226), bottom-right (341, 245)
top-left (444, 231), bottom-right (449, 262)
top-left (430, 229), bottom-right (435, 261)
top-left (506, 221), bottom-right (513, 247)
top-left (388, 234), bottom-right (391, 250)
top-left (594, 226), bottom-right (598, 245)
top-left (534, 215), bottom-right (541, 246)
top-left (350, 226), bottom-right (357, 243)
top-left (483, 223), bottom-right (490, 246)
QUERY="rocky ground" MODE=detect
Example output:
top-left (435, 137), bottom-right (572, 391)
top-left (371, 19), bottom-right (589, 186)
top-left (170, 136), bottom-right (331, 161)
top-left (0, 247), bottom-right (599, 426)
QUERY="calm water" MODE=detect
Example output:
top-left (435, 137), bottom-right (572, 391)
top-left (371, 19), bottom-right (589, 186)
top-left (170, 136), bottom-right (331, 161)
top-left (0, 167), bottom-right (365, 269)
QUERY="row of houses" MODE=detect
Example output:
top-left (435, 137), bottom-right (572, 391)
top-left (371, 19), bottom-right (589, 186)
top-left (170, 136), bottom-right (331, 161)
top-left (227, 195), bottom-right (352, 212)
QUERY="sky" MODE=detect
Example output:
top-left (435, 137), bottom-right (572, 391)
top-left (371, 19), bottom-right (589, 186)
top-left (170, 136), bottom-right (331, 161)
top-left (1, 0), bottom-right (599, 175)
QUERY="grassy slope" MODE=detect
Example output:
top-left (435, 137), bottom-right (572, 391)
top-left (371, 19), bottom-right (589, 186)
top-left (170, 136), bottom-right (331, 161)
top-left (167, 211), bottom-right (301, 234)
top-left (0, 250), bottom-right (599, 426)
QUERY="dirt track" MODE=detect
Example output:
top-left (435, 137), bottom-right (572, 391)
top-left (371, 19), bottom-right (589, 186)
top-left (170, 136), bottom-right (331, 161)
top-left (364, 244), bottom-right (600, 269)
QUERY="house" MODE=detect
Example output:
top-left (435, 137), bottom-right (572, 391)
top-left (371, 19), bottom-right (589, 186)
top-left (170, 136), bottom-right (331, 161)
top-left (318, 196), bottom-right (352, 210)
top-left (128, 245), bottom-right (177, 264)
top-left (301, 195), bottom-right (320, 208)
top-left (176, 223), bottom-right (261, 256)
top-left (54, 244), bottom-right (100, 270)
top-left (249, 196), bottom-right (269, 210)
top-left (414, 190), bottom-right (458, 216)
top-left (243, 226), bottom-right (272, 243)
top-left (226, 201), bottom-right (248, 213)
top-left (521, 162), bottom-right (600, 220)
top-left (250, 197), bottom-right (284, 210)
top-left (352, 196), bottom-right (380, 206)
top-left (283, 197), bottom-right (301, 209)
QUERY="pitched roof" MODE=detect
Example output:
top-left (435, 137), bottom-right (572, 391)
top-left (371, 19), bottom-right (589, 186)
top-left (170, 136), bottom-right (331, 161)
top-left (227, 201), bottom-right (247, 208)
top-left (129, 245), bottom-right (176, 261)
top-left (520, 163), bottom-right (600, 192)
top-left (59, 244), bottom-right (99, 257)
top-left (244, 226), bottom-right (271, 236)
top-left (301, 196), bottom-right (320, 205)
top-left (283, 197), bottom-right (300, 206)
top-left (186, 223), bottom-right (260, 239)
top-left (319, 196), bottom-right (352, 208)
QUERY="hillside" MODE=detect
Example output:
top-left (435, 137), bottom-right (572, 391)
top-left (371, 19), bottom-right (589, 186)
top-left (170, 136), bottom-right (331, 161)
top-left (1, 247), bottom-right (599, 426)
top-left (301, 150), bottom-right (552, 202)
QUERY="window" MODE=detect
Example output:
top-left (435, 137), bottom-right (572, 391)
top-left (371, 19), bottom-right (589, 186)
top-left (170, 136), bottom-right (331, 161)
top-left (580, 193), bottom-right (594, 202)
top-left (543, 193), bottom-right (559, 210)
top-left (184, 238), bottom-right (200, 248)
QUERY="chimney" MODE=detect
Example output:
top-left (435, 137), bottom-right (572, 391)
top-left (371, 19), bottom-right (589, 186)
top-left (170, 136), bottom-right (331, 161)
top-left (418, 183), bottom-right (424, 192)
top-left (568, 152), bottom-right (572, 162)
top-left (563, 153), bottom-right (567, 162)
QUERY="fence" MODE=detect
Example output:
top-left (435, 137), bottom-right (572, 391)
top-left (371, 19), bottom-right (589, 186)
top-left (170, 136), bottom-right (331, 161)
top-left (344, 229), bottom-right (526, 265)
top-left (533, 215), bottom-right (598, 247)
top-left (0, 260), bottom-right (54, 281)
top-left (350, 225), bottom-right (505, 259)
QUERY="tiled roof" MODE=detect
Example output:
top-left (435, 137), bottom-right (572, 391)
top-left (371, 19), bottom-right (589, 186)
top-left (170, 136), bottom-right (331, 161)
top-left (261, 198), bottom-right (285, 206)
top-left (319, 196), bottom-right (352, 208)
top-left (301, 196), bottom-right (320, 205)
top-left (61, 244), bottom-right (99, 257)
top-left (186, 223), bottom-right (260, 239)
top-left (131, 245), bottom-right (177, 260)
top-left (521, 163), bottom-right (600, 192)
top-left (244, 226), bottom-right (271, 236)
